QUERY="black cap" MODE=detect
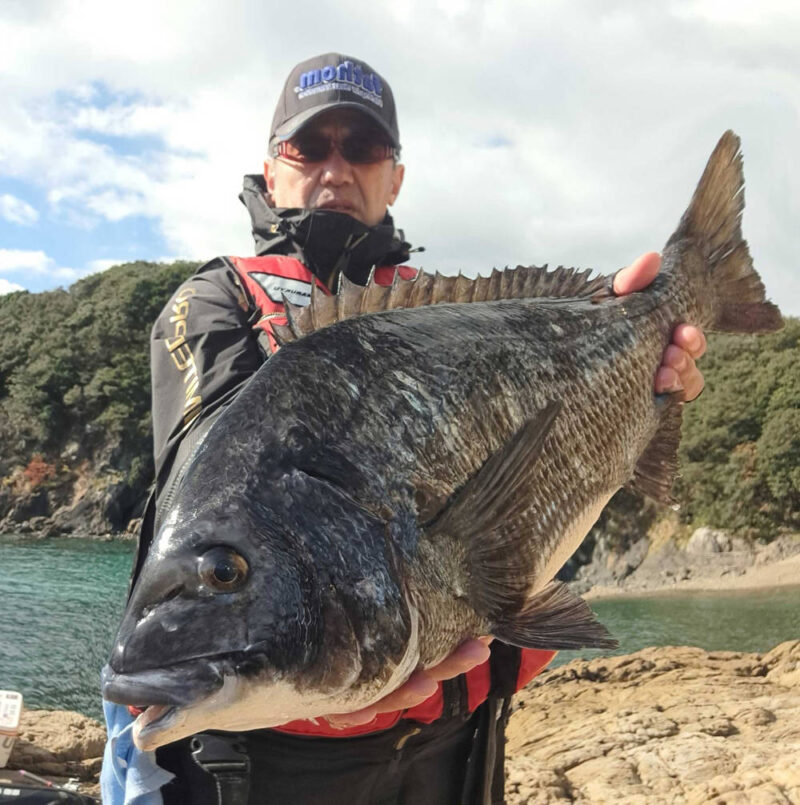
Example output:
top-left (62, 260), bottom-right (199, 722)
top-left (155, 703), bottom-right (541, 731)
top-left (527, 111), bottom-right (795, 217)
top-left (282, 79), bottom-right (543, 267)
top-left (269, 53), bottom-right (400, 151)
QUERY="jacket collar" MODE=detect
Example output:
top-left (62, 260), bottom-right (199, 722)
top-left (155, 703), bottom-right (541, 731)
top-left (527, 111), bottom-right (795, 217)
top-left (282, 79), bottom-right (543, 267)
top-left (239, 174), bottom-right (413, 288)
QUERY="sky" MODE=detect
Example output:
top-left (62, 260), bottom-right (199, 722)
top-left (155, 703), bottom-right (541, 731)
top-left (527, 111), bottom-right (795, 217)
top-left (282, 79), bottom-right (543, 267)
top-left (0, 0), bottom-right (797, 314)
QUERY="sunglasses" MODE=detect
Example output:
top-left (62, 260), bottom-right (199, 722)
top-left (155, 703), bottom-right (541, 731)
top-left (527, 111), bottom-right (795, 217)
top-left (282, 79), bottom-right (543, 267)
top-left (273, 130), bottom-right (398, 165)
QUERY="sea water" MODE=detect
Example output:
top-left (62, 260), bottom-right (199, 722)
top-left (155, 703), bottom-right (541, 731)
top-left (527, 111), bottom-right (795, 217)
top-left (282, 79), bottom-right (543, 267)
top-left (0, 534), bottom-right (798, 719)
top-left (0, 535), bottom-right (132, 719)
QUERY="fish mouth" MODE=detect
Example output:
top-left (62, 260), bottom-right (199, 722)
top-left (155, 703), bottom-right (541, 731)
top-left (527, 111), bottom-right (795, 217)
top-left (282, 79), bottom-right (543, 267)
top-left (103, 660), bottom-right (228, 750)
top-left (101, 658), bottom-right (225, 709)
top-left (133, 704), bottom-right (180, 745)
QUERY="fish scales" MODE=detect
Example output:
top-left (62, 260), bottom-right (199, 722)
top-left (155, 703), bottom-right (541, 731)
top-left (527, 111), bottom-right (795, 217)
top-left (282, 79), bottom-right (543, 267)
top-left (103, 131), bottom-right (782, 750)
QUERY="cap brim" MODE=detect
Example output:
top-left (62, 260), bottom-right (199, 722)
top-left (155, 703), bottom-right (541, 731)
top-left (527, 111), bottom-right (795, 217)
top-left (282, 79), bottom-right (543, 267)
top-left (271, 103), bottom-right (400, 149)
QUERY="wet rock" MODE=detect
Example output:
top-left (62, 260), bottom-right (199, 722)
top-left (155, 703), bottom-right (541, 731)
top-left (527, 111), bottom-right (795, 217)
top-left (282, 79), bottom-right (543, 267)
top-left (7, 489), bottom-right (50, 522)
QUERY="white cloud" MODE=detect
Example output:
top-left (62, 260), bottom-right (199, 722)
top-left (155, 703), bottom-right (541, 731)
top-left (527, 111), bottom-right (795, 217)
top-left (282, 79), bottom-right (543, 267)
top-left (0, 278), bottom-right (25, 295)
top-left (0, 194), bottom-right (38, 225)
top-left (0, 248), bottom-right (102, 284)
top-left (0, 249), bottom-right (52, 273)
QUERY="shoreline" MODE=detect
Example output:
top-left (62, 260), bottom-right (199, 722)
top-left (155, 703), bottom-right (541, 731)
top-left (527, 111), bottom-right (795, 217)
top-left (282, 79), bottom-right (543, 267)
top-left (0, 528), bottom-right (135, 542)
top-left (584, 551), bottom-right (800, 601)
top-left (7, 641), bottom-right (799, 804)
top-left (3, 528), bottom-right (799, 600)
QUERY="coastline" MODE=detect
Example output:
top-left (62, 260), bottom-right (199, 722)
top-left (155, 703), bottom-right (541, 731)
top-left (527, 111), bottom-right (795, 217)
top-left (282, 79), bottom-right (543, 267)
top-left (0, 526), bottom-right (136, 542)
top-left (568, 527), bottom-right (800, 602)
top-left (585, 551), bottom-right (800, 601)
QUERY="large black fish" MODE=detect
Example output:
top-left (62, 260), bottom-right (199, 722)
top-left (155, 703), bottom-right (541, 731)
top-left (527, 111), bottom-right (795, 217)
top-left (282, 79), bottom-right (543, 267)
top-left (103, 131), bottom-right (781, 750)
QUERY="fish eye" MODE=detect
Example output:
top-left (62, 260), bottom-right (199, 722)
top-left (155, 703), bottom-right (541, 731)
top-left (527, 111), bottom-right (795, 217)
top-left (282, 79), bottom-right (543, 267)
top-left (199, 547), bottom-right (249, 593)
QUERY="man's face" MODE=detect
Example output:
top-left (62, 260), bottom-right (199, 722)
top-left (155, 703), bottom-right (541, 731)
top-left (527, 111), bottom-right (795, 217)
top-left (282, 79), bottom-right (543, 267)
top-left (264, 109), bottom-right (404, 228)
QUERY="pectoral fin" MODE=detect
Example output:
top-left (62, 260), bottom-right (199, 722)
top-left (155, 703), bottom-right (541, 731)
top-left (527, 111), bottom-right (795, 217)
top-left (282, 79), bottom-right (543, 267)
top-left (428, 400), bottom-right (561, 541)
top-left (427, 401), bottom-right (561, 618)
top-left (425, 401), bottom-right (617, 652)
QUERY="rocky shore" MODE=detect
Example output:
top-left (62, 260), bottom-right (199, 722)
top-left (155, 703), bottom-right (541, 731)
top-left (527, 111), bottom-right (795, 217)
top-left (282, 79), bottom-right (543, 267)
top-left (3, 709), bottom-right (105, 798)
top-left (569, 527), bottom-right (800, 600)
top-left (5, 641), bottom-right (798, 803)
top-left (506, 640), bottom-right (800, 803)
top-left (0, 454), bottom-right (146, 540)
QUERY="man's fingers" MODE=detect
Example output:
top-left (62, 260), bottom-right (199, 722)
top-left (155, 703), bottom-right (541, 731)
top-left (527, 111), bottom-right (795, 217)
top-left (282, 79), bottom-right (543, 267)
top-left (655, 361), bottom-right (704, 401)
top-left (425, 639), bottom-right (492, 682)
top-left (661, 344), bottom-right (690, 374)
top-left (326, 673), bottom-right (439, 728)
top-left (655, 366), bottom-right (682, 394)
top-left (325, 706), bottom-right (379, 729)
top-left (682, 366), bottom-right (705, 401)
top-left (323, 637), bottom-right (493, 729)
top-left (612, 252), bottom-right (661, 296)
top-left (347, 672), bottom-right (437, 715)
top-left (671, 324), bottom-right (707, 359)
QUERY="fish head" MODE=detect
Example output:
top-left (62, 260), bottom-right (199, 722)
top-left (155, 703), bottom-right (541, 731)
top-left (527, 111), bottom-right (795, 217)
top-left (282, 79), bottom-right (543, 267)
top-left (102, 469), bottom-right (416, 749)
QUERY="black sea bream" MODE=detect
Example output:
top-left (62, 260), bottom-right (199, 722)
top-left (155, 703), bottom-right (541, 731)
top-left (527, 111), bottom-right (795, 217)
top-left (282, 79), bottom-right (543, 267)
top-left (102, 131), bottom-right (782, 750)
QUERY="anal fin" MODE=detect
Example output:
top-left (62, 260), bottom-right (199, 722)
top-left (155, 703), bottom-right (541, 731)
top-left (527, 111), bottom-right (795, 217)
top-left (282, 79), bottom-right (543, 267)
top-left (630, 392), bottom-right (684, 505)
top-left (492, 581), bottom-right (617, 650)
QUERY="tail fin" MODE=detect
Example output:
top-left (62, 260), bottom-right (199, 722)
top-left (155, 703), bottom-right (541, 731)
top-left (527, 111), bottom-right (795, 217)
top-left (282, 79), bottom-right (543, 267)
top-left (666, 130), bottom-right (782, 334)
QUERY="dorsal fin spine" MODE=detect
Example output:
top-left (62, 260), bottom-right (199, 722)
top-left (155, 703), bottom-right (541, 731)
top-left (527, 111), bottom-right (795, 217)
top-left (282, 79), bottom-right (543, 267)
top-left (274, 263), bottom-right (609, 345)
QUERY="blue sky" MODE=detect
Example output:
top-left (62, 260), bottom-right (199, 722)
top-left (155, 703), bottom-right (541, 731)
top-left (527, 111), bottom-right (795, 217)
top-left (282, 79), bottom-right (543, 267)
top-left (1, 0), bottom-right (798, 313)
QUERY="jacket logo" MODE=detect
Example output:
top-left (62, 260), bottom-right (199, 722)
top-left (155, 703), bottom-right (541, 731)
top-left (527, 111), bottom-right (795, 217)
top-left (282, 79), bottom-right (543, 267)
top-left (165, 286), bottom-right (202, 429)
top-left (296, 61), bottom-right (384, 108)
top-left (251, 274), bottom-right (313, 307)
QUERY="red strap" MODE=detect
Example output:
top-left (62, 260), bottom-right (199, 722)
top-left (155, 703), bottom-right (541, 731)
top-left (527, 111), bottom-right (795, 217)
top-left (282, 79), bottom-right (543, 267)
top-left (517, 649), bottom-right (557, 689)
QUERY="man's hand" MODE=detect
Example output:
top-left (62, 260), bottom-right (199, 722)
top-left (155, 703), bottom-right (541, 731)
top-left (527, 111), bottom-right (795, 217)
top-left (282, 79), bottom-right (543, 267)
top-left (613, 252), bottom-right (707, 401)
top-left (325, 637), bottom-right (492, 728)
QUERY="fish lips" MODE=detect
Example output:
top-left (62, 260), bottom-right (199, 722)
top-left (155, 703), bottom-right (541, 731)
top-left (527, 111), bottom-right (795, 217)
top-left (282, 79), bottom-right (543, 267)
top-left (101, 657), bottom-right (224, 709)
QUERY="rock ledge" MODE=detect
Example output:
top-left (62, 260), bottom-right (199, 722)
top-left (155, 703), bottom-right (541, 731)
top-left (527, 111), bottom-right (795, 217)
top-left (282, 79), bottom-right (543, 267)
top-left (506, 640), bottom-right (800, 803)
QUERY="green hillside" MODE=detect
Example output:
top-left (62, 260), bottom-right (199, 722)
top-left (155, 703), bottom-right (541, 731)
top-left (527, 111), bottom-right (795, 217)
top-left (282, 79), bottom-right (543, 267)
top-left (0, 261), bottom-right (198, 530)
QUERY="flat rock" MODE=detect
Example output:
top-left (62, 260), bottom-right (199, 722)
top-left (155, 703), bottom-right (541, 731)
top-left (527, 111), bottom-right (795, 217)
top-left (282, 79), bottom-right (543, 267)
top-left (6, 709), bottom-right (105, 781)
top-left (506, 641), bottom-right (800, 803)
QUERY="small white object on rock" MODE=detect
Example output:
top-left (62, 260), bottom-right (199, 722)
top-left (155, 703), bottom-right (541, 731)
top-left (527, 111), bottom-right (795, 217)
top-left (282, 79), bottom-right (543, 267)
top-left (0, 691), bottom-right (23, 768)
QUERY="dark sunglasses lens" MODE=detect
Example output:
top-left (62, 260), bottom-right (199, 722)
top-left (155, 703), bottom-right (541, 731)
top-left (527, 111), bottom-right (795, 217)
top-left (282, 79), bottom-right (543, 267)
top-left (287, 132), bottom-right (332, 162)
top-left (340, 134), bottom-right (391, 164)
top-left (281, 131), bottom-right (393, 164)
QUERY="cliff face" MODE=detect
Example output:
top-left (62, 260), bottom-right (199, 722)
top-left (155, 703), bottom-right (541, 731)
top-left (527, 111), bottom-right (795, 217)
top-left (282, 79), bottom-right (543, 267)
top-left (0, 447), bottom-right (145, 538)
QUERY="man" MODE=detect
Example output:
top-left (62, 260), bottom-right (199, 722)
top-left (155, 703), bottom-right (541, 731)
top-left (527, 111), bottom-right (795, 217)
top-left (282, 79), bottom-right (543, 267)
top-left (102, 53), bottom-right (706, 804)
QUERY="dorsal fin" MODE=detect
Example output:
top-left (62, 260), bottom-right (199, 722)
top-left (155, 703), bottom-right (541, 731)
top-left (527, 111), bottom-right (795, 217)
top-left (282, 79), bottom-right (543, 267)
top-left (276, 263), bottom-right (608, 345)
top-left (281, 295), bottom-right (306, 339)
top-left (337, 274), bottom-right (363, 321)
